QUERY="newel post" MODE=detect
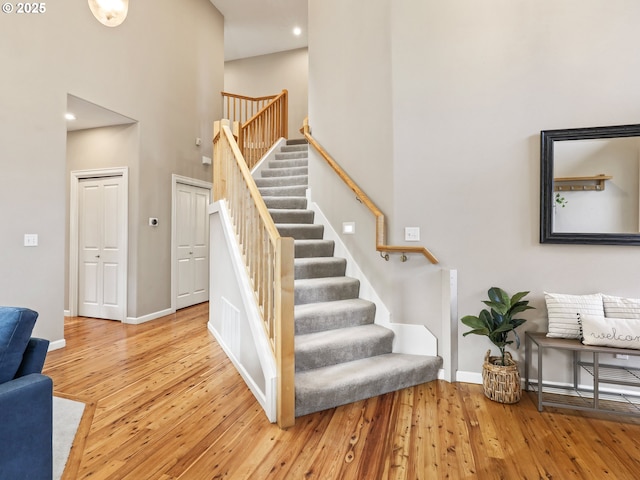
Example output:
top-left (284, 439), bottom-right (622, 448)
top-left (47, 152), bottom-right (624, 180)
top-left (276, 236), bottom-right (295, 429)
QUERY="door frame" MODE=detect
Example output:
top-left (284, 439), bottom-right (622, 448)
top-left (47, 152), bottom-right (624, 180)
top-left (171, 174), bottom-right (212, 312)
top-left (70, 167), bottom-right (129, 320)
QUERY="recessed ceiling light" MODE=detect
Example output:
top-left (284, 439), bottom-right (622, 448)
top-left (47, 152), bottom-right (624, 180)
top-left (65, 113), bottom-right (76, 121)
top-left (293, 27), bottom-right (302, 36)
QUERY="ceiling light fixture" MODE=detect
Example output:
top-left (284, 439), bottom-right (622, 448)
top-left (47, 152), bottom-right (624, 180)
top-left (293, 27), bottom-right (302, 36)
top-left (65, 113), bottom-right (76, 121)
top-left (88, 0), bottom-right (129, 27)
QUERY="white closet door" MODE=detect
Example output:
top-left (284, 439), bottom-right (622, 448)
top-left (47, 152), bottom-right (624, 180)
top-left (78, 176), bottom-right (126, 321)
top-left (176, 183), bottom-right (210, 309)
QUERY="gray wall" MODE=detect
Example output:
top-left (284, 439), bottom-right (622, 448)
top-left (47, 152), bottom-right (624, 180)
top-left (309, 0), bottom-right (640, 376)
top-left (0, 0), bottom-right (223, 342)
top-left (224, 48), bottom-right (309, 139)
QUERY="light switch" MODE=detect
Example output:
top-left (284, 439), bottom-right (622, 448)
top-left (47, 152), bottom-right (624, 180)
top-left (24, 234), bottom-right (38, 246)
top-left (405, 227), bottom-right (420, 242)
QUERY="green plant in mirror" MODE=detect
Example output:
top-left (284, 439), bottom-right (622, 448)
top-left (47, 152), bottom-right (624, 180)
top-left (461, 287), bottom-right (535, 366)
top-left (555, 192), bottom-right (568, 208)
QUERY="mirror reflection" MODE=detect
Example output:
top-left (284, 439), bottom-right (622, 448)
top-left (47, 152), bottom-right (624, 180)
top-left (540, 124), bottom-right (640, 245)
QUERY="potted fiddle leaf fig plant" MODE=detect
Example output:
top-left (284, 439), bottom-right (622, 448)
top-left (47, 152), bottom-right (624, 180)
top-left (461, 287), bottom-right (535, 404)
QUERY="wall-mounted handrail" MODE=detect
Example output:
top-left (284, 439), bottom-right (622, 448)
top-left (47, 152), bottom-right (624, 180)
top-left (213, 119), bottom-right (295, 429)
top-left (222, 90), bottom-right (289, 170)
top-left (302, 118), bottom-right (439, 264)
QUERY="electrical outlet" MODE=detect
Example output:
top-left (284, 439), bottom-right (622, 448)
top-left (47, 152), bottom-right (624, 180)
top-left (24, 234), bottom-right (38, 246)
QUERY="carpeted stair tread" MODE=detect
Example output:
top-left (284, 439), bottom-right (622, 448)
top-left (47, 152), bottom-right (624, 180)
top-left (268, 158), bottom-right (308, 169)
top-left (263, 196), bottom-right (308, 210)
top-left (258, 185), bottom-right (307, 197)
top-left (294, 239), bottom-right (335, 258)
top-left (295, 257), bottom-right (346, 279)
top-left (277, 223), bottom-right (324, 240)
top-left (275, 151), bottom-right (308, 160)
top-left (295, 299), bottom-right (376, 334)
top-left (295, 324), bottom-right (394, 372)
top-left (285, 139), bottom-right (308, 146)
top-left (270, 209), bottom-right (315, 224)
top-left (255, 175), bottom-right (308, 188)
top-left (261, 166), bottom-right (308, 177)
top-left (295, 276), bottom-right (360, 305)
top-left (295, 353), bottom-right (443, 417)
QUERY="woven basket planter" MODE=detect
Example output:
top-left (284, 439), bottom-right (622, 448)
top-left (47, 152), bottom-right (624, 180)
top-left (482, 350), bottom-right (521, 404)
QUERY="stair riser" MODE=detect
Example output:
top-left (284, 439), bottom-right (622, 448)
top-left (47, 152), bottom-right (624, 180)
top-left (294, 280), bottom-right (360, 305)
top-left (263, 197), bottom-right (307, 210)
top-left (295, 329), bottom-right (393, 372)
top-left (270, 210), bottom-right (315, 224)
top-left (282, 144), bottom-right (308, 151)
top-left (268, 159), bottom-right (308, 169)
top-left (275, 152), bottom-right (308, 160)
top-left (295, 300), bottom-right (375, 335)
top-left (255, 176), bottom-right (308, 188)
top-left (261, 167), bottom-right (308, 178)
top-left (277, 224), bottom-right (324, 240)
top-left (294, 240), bottom-right (335, 258)
top-left (258, 186), bottom-right (307, 197)
top-left (294, 259), bottom-right (346, 279)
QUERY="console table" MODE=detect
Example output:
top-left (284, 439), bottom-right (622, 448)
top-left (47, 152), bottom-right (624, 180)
top-left (525, 331), bottom-right (640, 417)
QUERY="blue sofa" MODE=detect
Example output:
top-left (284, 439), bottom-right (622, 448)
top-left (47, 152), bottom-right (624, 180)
top-left (0, 307), bottom-right (52, 480)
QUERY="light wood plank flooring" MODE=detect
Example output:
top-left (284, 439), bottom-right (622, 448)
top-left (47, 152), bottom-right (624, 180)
top-left (44, 303), bottom-right (640, 479)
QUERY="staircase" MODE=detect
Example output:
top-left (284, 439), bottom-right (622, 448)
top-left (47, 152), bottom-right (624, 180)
top-left (255, 140), bottom-right (442, 417)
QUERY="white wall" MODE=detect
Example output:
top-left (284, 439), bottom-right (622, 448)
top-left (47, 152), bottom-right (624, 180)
top-left (0, 0), bottom-right (223, 343)
top-left (224, 48), bottom-right (309, 139)
top-left (309, 0), bottom-right (640, 377)
top-left (307, 0), bottom-right (400, 322)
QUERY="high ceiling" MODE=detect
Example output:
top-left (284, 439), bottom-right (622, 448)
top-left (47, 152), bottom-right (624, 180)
top-left (209, 0), bottom-right (308, 61)
top-left (67, 2), bottom-right (306, 131)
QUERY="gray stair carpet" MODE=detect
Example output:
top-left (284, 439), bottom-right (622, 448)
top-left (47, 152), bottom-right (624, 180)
top-left (255, 139), bottom-right (442, 418)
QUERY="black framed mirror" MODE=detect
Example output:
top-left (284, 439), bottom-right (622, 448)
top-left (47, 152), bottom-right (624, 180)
top-left (540, 124), bottom-right (640, 245)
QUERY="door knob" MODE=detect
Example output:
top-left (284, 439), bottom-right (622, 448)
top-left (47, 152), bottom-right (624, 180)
top-left (96, 255), bottom-right (100, 258)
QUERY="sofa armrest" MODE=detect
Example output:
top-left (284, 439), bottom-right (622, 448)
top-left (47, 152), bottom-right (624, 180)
top-left (0, 373), bottom-right (53, 479)
top-left (15, 337), bottom-right (50, 377)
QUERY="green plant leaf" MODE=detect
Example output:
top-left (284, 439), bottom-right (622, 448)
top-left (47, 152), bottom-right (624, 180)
top-left (463, 328), bottom-right (490, 337)
top-left (488, 287), bottom-right (510, 306)
top-left (510, 291), bottom-right (530, 304)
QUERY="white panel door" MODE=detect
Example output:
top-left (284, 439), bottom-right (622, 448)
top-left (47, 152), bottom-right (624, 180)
top-left (78, 176), bottom-right (126, 320)
top-left (176, 183), bottom-right (210, 309)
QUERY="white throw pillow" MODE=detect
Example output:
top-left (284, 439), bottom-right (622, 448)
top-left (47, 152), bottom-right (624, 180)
top-left (545, 292), bottom-right (604, 339)
top-left (602, 294), bottom-right (640, 319)
top-left (580, 313), bottom-right (640, 350)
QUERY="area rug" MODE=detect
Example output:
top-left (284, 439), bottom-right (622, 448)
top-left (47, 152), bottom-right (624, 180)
top-left (53, 396), bottom-right (85, 480)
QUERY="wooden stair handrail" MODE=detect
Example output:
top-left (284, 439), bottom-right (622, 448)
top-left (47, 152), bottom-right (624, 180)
top-left (230, 89), bottom-right (288, 169)
top-left (213, 119), bottom-right (295, 429)
top-left (302, 118), bottom-right (438, 264)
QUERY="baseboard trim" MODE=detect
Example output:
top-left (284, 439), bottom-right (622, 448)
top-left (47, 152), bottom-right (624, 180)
top-left (63, 310), bottom-right (70, 317)
top-left (48, 339), bottom-right (66, 351)
top-left (125, 308), bottom-right (174, 325)
top-left (456, 370), bottom-right (483, 384)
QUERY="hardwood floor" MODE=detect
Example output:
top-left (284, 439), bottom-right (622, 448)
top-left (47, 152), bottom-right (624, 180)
top-left (44, 303), bottom-right (640, 479)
